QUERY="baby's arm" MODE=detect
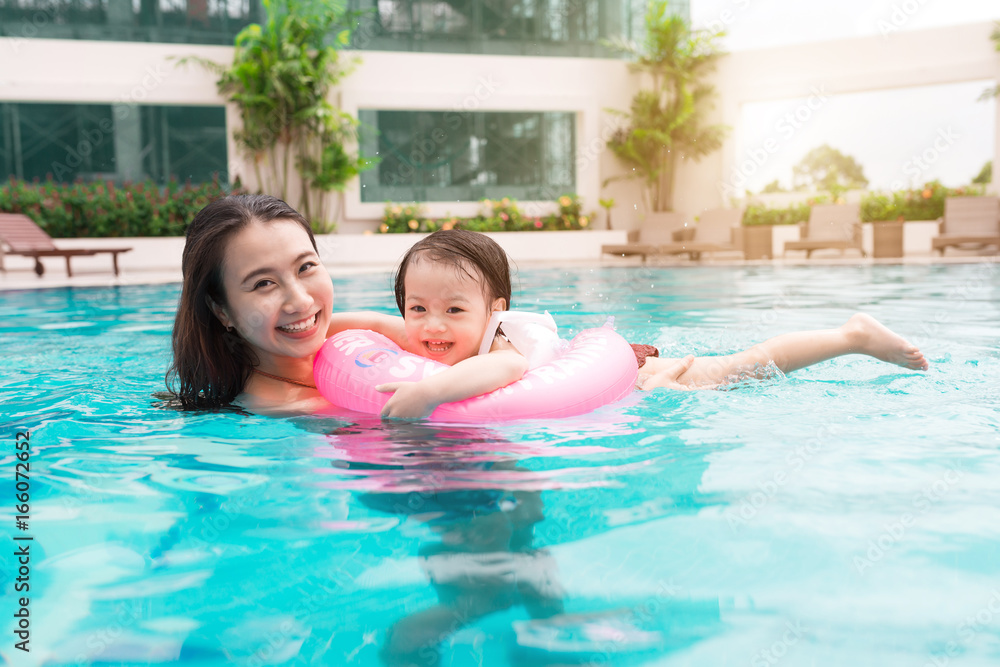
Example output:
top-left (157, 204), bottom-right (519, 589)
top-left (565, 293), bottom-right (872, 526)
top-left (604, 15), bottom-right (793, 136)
top-left (327, 312), bottom-right (407, 349)
top-left (377, 340), bottom-right (529, 419)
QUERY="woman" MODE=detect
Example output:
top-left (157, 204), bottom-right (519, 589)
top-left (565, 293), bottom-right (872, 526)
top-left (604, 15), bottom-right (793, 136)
top-left (166, 194), bottom-right (406, 415)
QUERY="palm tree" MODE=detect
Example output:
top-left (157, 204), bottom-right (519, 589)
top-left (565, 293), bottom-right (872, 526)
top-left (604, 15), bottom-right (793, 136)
top-left (605, 4), bottom-right (727, 212)
top-left (180, 0), bottom-right (374, 231)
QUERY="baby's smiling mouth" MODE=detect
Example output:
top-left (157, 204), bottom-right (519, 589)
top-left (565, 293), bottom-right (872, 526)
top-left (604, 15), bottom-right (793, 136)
top-left (423, 340), bottom-right (453, 354)
top-left (276, 312), bottom-right (318, 333)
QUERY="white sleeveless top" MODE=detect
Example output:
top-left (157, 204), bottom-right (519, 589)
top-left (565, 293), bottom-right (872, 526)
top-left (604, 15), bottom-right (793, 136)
top-left (478, 311), bottom-right (566, 370)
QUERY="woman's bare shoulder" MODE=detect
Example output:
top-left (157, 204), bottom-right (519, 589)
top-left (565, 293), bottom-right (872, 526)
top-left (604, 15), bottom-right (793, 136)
top-left (235, 392), bottom-right (331, 417)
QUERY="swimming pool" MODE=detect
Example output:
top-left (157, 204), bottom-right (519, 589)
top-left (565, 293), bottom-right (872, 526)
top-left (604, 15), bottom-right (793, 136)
top-left (2, 261), bottom-right (998, 666)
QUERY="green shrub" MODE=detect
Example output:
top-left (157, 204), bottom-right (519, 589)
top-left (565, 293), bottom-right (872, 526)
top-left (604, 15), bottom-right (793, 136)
top-left (741, 182), bottom-right (987, 226)
top-left (860, 181), bottom-right (984, 222)
top-left (742, 200), bottom-right (817, 226)
top-left (0, 177), bottom-right (245, 237)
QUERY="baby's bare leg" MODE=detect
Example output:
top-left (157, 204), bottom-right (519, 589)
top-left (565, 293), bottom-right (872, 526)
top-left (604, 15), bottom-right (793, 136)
top-left (640, 313), bottom-right (928, 390)
top-left (642, 353), bottom-right (759, 389)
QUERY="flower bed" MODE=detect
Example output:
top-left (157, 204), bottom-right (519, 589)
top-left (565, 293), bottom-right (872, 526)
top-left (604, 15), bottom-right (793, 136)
top-left (0, 177), bottom-right (245, 238)
top-left (379, 195), bottom-right (593, 233)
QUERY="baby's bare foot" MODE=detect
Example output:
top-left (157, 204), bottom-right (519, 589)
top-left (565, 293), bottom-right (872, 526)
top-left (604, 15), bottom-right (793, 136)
top-left (845, 313), bottom-right (929, 371)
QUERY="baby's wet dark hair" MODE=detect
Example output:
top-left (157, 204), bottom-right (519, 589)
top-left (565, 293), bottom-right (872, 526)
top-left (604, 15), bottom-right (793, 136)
top-left (393, 229), bottom-right (512, 315)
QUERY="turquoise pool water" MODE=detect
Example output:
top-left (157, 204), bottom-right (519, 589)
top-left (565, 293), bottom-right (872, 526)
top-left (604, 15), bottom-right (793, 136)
top-left (1, 262), bottom-right (999, 666)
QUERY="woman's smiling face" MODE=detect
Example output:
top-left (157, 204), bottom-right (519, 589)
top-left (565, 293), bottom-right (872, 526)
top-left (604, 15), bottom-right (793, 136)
top-left (212, 219), bottom-right (333, 370)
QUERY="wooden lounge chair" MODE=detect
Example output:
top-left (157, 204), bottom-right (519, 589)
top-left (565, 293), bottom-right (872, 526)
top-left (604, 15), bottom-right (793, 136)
top-left (932, 196), bottom-right (1000, 256)
top-left (783, 203), bottom-right (866, 258)
top-left (0, 213), bottom-right (132, 277)
top-left (640, 207), bottom-right (744, 260)
top-left (602, 212), bottom-right (687, 262)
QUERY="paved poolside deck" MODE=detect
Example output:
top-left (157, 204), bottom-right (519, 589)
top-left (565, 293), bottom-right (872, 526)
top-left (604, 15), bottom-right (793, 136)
top-left (1, 252), bottom-right (995, 292)
top-left (3, 224), bottom-right (997, 291)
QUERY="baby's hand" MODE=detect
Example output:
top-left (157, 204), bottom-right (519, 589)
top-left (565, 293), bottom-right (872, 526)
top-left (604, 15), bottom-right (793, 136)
top-left (638, 355), bottom-right (697, 391)
top-left (376, 381), bottom-right (438, 419)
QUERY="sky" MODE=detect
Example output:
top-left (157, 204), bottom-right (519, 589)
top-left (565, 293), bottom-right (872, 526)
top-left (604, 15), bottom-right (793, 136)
top-left (689, 0), bottom-right (999, 191)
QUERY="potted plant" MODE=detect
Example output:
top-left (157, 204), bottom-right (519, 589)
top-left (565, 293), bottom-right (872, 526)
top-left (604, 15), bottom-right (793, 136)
top-left (603, 2), bottom-right (728, 234)
top-left (179, 0), bottom-right (375, 232)
top-left (598, 197), bottom-right (616, 231)
top-left (740, 200), bottom-right (814, 260)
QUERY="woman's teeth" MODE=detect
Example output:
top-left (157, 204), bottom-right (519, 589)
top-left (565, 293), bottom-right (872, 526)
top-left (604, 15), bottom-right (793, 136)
top-left (277, 313), bottom-right (317, 333)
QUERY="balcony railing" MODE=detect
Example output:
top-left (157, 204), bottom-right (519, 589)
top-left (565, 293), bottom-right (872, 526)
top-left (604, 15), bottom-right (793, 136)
top-left (0, 0), bottom-right (680, 54)
top-left (346, 0), bottom-right (651, 58)
top-left (0, 0), bottom-right (260, 44)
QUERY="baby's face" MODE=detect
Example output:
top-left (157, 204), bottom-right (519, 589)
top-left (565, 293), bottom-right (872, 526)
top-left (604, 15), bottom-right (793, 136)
top-left (402, 258), bottom-right (504, 366)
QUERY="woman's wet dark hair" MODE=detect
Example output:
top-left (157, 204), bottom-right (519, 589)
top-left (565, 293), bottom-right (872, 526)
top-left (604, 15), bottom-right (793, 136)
top-left (393, 229), bottom-right (512, 315)
top-left (165, 194), bottom-right (316, 410)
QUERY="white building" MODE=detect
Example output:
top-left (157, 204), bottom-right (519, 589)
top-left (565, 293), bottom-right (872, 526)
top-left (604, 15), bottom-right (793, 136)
top-left (0, 1), bottom-right (996, 234)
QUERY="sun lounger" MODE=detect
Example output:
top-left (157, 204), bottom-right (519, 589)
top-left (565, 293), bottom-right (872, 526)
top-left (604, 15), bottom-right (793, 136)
top-left (641, 207), bottom-right (744, 260)
top-left (603, 209), bottom-right (744, 261)
top-left (602, 212), bottom-right (687, 262)
top-left (783, 203), bottom-right (866, 258)
top-left (0, 213), bottom-right (132, 277)
top-left (931, 196), bottom-right (1000, 256)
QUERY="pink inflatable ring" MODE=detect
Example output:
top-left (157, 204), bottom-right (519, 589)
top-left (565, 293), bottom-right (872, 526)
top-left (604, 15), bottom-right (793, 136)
top-left (313, 326), bottom-right (638, 422)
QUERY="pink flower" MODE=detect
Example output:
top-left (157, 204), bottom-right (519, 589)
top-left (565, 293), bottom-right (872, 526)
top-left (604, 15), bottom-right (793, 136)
top-left (500, 212), bottom-right (509, 221)
top-left (534, 219), bottom-right (543, 229)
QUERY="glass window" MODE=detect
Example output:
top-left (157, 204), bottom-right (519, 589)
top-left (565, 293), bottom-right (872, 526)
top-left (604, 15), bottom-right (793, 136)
top-left (359, 109), bottom-right (575, 202)
top-left (140, 105), bottom-right (229, 184)
top-left (0, 0), bottom-right (259, 45)
top-left (0, 102), bottom-right (227, 185)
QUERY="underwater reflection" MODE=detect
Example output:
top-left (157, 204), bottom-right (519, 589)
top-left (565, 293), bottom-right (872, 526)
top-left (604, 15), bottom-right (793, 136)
top-left (321, 418), bottom-right (730, 666)
top-left (327, 420), bottom-right (565, 666)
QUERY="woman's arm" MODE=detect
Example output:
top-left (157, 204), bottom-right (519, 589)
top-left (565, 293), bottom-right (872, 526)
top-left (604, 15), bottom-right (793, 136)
top-left (327, 311), bottom-right (407, 349)
top-left (376, 348), bottom-right (530, 419)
